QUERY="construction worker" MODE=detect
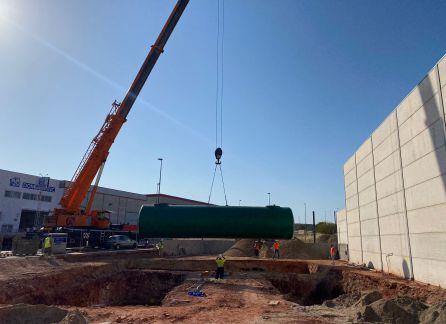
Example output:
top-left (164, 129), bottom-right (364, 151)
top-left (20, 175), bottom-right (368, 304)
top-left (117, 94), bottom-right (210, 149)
top-left (273, 240), bottom-right (280, 259)
top-left (254, 241), bottom-right (260, 257)
top-left (330, 244), bottom-right (336, 265)
top-left (43, 235), bottom-right (53, 257)
top-left (215, 254), bottom-right (226, 279)
top-left (156, 239), bottom-right (164, 257)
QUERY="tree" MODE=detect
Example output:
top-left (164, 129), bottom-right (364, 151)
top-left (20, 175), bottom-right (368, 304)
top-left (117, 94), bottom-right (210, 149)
top-left (315, 222), bottom-right (337, 234)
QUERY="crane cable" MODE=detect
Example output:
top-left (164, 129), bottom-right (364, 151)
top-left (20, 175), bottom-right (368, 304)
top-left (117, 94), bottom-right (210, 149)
top-left (208, 0), bottom-right (228, 206)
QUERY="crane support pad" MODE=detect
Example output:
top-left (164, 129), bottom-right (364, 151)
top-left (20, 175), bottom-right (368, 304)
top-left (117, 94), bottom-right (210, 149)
top-left (138, 205), bottom-right (294, 239)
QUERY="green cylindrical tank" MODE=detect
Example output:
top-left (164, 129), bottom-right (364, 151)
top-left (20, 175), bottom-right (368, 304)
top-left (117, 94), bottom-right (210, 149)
top-left (138, 205), bottom-right (294, 239)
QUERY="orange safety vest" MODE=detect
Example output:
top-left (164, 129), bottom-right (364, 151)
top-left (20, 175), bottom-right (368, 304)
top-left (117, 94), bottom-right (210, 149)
top-left (330, 246), bottom-right (336, 256)
top-left (273, 242), bottom-right (279, 250)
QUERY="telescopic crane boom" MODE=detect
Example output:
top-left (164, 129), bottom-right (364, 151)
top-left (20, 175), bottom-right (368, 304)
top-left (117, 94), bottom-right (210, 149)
top-left (48, 0), bottom-right (189, 228)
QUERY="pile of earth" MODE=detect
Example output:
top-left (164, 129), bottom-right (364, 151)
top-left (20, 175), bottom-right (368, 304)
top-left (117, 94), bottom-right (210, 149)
top-left (0, 304), bottom-right (87, 324)
top-left (324, 290), bottom-right (446, 323)
top-left (224, 239), bottom-right (328, 260)
top-left (316, 234), bottom-right (338, 245)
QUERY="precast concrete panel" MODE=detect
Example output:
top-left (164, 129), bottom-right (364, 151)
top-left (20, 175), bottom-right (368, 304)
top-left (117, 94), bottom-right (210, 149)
top-left (345, 181), bottom-right (358, 199)
top-left (374, 150), bottom-right (401, 182)
top-left (407, 203), bottom-right (446, 234)
top-left (358, 201), bottom-right (378, 221)
top-left (410, 233), bottom-right (446, 260)
top-left (356, 154), bottom-right (374, 178)
top-left (439, 55), bottom-right (446, 87)
top-left (360, 218), bottom-right (380, 236)
top-left (346, 194), bottom-right (359, 211)
top-left (398, 94), bottom-right (444, 146)
top-left (346, 208), bottom-right (360, 224)
top-left (380, 234), bottom-right (410, 257)
top-left (400, 118), bottom-right (446, 167)
top-left (344, 169), bottom-right (357, 187)
top-left (372, 112), bottom-right (398, 148)
top-left (344, 155), bottom-right (356, 175)
top-left (347, 220), bottom-right (361, 237)
top-left (403, 146), bottom-right (446, 188)
top-left (358, 170), bottom-right (375, 192)
top-left (358, 185), bottom-right (376, 207)
top-left (356, 138), bottom-right (373, 163)
top-left (377, 191), bottom-right (406, 217)
top-left (405, 176), bottom-right (446, 211)
top-left (378, 213), bottom-right (409, 236)
top-left (397, 67), bottom-right (439, 126)
top-left (375, 170), bottom-right (404, 199)
top-left (362, 251), bottom-right (382, 270)
top-left (383, 252), bottom-right (412, 278)
top-left (373, 131), bottom-right (400, 165)
top-left (412, 258), bottom-right (446, 287)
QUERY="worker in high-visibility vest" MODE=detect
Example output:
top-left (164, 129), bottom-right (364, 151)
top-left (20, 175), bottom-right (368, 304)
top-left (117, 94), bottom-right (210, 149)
top-left (156, 239), bottom-right (164, 257)
top-left (330, 244), bottom-right (337, 265)
top-left (273, 240), bottom-right (280, 259)
top-left (43, 235), bottom-right (53, 256)
top-left (215, 254), bottom-right (226, 279)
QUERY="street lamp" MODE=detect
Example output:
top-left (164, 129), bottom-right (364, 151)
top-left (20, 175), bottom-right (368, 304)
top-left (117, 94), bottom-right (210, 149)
top-left (267, 192), bottom-right (271, 206)
top-left (157, 158), bottom-right (163, 204)
top-left (238, 200), bottom-right (242, 206)
top-left (304, 202), bottom-right (307, 242)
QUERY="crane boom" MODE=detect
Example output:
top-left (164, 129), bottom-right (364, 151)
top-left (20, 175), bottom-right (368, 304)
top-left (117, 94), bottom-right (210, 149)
top-left (53, 0), bottom-right (189, 227)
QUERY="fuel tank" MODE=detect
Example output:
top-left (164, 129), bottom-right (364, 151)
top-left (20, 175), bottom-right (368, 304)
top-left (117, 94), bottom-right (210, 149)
top-left (138, 204), bottom-right (294, 239)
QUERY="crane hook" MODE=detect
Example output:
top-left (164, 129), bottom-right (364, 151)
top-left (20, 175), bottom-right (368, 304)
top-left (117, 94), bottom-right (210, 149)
top-left (215, 147), bottom-right (223, 165)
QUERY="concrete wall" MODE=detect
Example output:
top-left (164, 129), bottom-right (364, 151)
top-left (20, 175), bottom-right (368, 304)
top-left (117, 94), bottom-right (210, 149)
top-left (336, 208), bottom-right (349, 260)
top-left (341, 54), bottom-right (446, 287)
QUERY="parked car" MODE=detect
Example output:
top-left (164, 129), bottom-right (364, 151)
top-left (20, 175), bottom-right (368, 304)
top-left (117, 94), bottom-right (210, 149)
top-left (103, 235), bottom-right (137, 250)
top-left (137, 238), bottom-right (158, 248)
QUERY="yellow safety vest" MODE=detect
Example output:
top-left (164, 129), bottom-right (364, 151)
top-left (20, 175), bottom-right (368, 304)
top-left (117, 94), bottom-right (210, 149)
top-left (44, 237), bottom-right (52, 248)
top-left (216, 257), bottom-right (225, 267)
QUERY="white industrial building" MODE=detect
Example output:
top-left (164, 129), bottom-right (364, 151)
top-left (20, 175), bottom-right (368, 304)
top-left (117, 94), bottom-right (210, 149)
top-left (337, 54), bottom-right (446, 288)
top-left (0, 168), bottom-right (208, 233)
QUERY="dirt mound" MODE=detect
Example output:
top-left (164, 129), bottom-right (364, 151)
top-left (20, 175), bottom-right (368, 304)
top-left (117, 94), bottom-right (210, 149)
top-left (357, 296), bottom-right (428, 323)
top-left (420, 301), bottom-right (446, 323)
top-left (316, 234), bottom-right (330, 243)
top-left (0, 303), bottom-right (68, 324)
top-left (224, 239), bottom-right (328, 260)
top-left (59, 310), bottom-right (88, 324)
top-left (358, 290), bottom-right (382, 306)
top-left (224, 239), bottom-right (257, 257)
top-left (280, 239), bottom-right (327, 259)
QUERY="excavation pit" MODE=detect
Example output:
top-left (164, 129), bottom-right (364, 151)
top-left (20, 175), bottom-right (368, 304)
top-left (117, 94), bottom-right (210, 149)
top-left (268, 270), bottom-right (344, 306)
top-left (0, 269), bottom-right (185, 307)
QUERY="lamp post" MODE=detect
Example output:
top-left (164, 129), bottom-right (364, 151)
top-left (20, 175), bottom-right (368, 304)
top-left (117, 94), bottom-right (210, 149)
top-left (157, 158), bottom-right (163, 204)
top-left (304, 202), bottom-right (307, 242)
top-left (267, 192), bottom-right (271, 206)
top-left (238, 200), bottom-right (242, 206)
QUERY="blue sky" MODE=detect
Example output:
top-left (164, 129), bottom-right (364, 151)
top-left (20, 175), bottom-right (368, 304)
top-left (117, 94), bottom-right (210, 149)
top-left (0, 0), bottom-right (445, 223)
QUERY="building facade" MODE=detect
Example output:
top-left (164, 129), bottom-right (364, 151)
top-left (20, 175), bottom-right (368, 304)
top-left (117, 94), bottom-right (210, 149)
top-left (0, 168), bottom-right (208, 233)
top-left (337, 54), bottom-right (446, 287)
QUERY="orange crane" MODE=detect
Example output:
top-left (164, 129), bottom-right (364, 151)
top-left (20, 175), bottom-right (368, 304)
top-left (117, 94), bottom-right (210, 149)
top-left (46, 0), bottom-right (189, 229)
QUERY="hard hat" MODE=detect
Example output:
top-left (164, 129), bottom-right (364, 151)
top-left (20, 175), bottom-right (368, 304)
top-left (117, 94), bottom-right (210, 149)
top-left (218, 254), bottom-right (223, 258)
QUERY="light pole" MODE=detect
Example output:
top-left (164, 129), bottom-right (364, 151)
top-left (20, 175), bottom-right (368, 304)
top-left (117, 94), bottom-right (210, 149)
top-left (157, 158), bottom-right (163, 204)
top-left (304, 202), bottom-right (307, 242)
top-left (238, 200), bottom-right (242, 206)
top-left (267, 192), bottom-right (271, 206)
